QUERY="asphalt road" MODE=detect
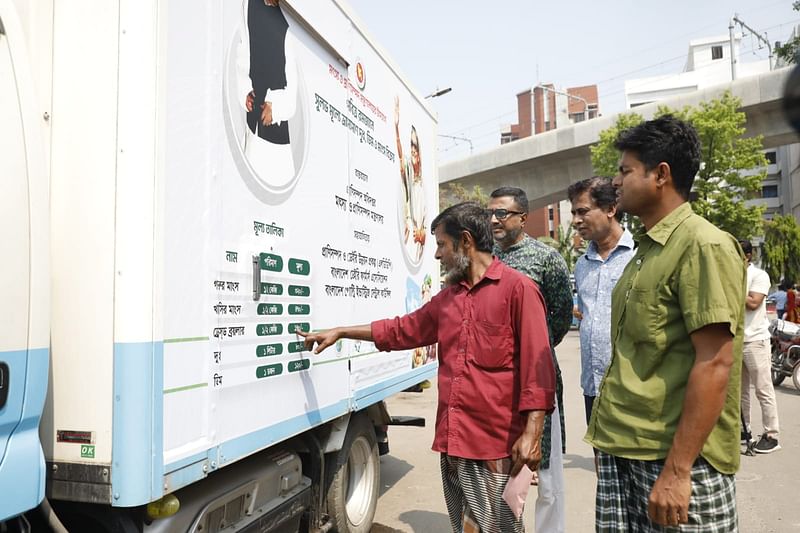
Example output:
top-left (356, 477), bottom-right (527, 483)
top-left (371, 330), bottom-right (800, 532)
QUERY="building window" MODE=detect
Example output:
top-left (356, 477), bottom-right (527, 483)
top-left (548, 206), bottom-right (554, 221)
top-left (762, 185), bottom-right (779, 198)
top-left (570, 113), bottom-right (585, 123)
top-left (711, 45), bottom-right (723, 60)
top-left (765, 151), bottom-right (777, 165)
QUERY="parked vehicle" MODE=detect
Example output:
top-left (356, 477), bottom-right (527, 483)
top-left (770, 319), bottom-right (800, 389)
top-left (0, 0), bottom-right (438, 530)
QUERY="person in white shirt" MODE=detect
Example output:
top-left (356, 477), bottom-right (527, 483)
top-left (739, 239), bottom-right (781, 454)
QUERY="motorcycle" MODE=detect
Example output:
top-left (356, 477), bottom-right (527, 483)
top-left (769, 318), bottom-right (800, 389)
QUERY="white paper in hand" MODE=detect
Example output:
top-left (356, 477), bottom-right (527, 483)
top-left (502, 464), bottom-right (534, 519)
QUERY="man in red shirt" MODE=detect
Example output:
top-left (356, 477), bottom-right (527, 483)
top-left (298, 202), bottom-right (555, 532)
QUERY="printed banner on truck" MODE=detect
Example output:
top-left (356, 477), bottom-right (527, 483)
top-left (161, 0), bottom-right (439, 466)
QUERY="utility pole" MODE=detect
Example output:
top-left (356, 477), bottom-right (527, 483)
top-left (729, 16), bottom-right (738, 80)
top-left (730, 13), bottom-right (774, 76)
top-left (438, 134), bottom-right (473, 154)
top-left (534, 84), bottom-right (592, 123)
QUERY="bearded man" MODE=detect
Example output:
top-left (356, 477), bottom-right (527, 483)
top-left (298, 202), bottom-right (555, 532)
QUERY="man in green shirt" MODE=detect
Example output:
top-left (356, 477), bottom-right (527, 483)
top-left (585, 116), bottom-right (745, 531)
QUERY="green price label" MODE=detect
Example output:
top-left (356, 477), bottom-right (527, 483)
top-left (287, 341), bottom-right (306, 353)
top-left (260, 283), bottom-right (283, 296)
top-left (288, 304), bottom-right (311, 315)
top-left (256, 344), bottom-right (283, 357)
top-left (287, 322), bottom-right (310, 334)
top-left (80, 445), bottom-right (96, 458)
top-left (288, 259), bottom-right (310, 276)
top-left (256, 323), bottom-right (284, 336)
top-left (260, 253), bottom-right (284, 272)
top-left (256, 364), bottom-right (283, 379)
top-left (257, 303), bottom-right (284, 315)
top-left (288, 285), bottom-right (311, 297)
top-left (288, 359), bottom-right (311, 372)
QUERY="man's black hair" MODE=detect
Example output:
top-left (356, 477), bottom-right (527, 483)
top-left (613, 115), bottom-right (701, 200)
top-left (567, 176), bottom-right (623, 221)
top-left (738, 239), bottom-right (753, 256)
top-left (431, 202), bottom-right (493, 253)
top-left (490, 187), bottom-right (529, 213)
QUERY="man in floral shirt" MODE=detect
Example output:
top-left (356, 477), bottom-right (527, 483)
top-left (490, 187), bottom-right (573, 533)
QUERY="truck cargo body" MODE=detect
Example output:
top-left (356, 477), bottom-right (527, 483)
top-left (0, 1), bottom-right (438, 530)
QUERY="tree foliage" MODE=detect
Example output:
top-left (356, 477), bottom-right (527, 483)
top-left (590, 112), bottom-right (644, 176)
top-left (538, 224), bottom-right (585, 272)
top-left (439, 183), bottom-right (489, 210)
top-left (776, 1), bottom-right (800, 65)
top-left (589, 92), bottom-right (766, 239)
top-left (762, 214), bottom-right (800, 284)
top-left (590, 112), bottom-right (646, 238)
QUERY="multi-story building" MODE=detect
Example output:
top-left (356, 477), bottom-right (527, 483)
top-left (500, 84), bottom-right (600, 238)
top-left (625, 34), bottom-right (799, 223)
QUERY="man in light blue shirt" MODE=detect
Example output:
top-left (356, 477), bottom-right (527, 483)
top-left (569, 177), bottom-right (635, 426)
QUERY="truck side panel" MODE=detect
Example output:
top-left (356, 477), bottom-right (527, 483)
top-left (110, 0), bottom-right (164, 507)
top-left (157, 0), bottom-right (440, 496)
top-left (45, 0), bottom-right (120, 469)
top-left (38, 0), bottom-right (439, 507)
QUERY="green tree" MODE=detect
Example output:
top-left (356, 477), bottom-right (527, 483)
top-left (439, 182), bottom-right (489, 210)
top-left (776, 1), bottom-right (800, 64)
top-left (670, 93), bottom-right (766, 239)
top-left (590, 112), bottom-right (644, 176)
top-left (590, 112), bottom-right (646, 238)
top-left (538, 224), bottom-right (584, 272)
top-left (589, 92), bottom-right (766, 239)
top-left (762, 214), bottom-right (800, 284)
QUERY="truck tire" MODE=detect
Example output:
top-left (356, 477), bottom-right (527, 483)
top-left (325, 414), bottom-right (380, 533)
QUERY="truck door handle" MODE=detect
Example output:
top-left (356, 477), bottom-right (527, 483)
top-left (0, 362), bottom-right (8, 409)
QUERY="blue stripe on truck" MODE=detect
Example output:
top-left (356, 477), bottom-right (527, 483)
top-left (0, 347), bottom-right (48, 521)
top-left (111, 342), bottom-right (164, 507)
top-left (352, 363), bottom-right (438, 410)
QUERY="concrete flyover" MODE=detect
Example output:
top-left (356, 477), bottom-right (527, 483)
top-left (439, 68), bottom-right (796, 211)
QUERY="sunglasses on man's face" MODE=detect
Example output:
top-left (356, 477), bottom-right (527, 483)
top-left (488, 208), bottom-right (524, 220)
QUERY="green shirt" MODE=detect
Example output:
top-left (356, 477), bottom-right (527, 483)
top-left (584, 203), bottom-right (745, 474)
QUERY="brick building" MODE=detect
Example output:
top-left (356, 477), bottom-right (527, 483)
top-left (501, 84), bottom-right (599, 238)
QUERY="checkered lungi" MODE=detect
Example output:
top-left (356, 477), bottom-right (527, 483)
top-left (440, 454), bottom-right (525, 533)
top-left (595, 452), bottom-right (737, 532)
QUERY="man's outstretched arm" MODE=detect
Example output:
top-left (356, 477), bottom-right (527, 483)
top-left (296, 325), bottom-right (372, 354)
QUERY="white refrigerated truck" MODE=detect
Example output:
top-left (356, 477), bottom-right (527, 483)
top-left (0, 1), bottom-right (439, 531)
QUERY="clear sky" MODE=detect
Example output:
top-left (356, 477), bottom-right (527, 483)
top-left (346, 0), bottom-right (799, 163)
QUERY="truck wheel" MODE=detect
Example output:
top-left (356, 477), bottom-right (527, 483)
top-left (325, 414), bottom-right (380, 533)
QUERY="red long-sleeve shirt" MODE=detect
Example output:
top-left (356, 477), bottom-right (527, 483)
top-left (372, 258), bottom-right (555, 460)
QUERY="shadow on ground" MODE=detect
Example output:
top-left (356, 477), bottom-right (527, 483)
top-left (370, 523), bottom-right (405, 532)
top-left (775, 384), bottom-right (800, 396)
top-left (562, 453), bottom-right (595, 473)
top-left (371, 510), bottom-right (451, 532)
top-left (406, 510), bottom-right (451, 532)
top-left (379, 455), bottom-right (414, 497)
